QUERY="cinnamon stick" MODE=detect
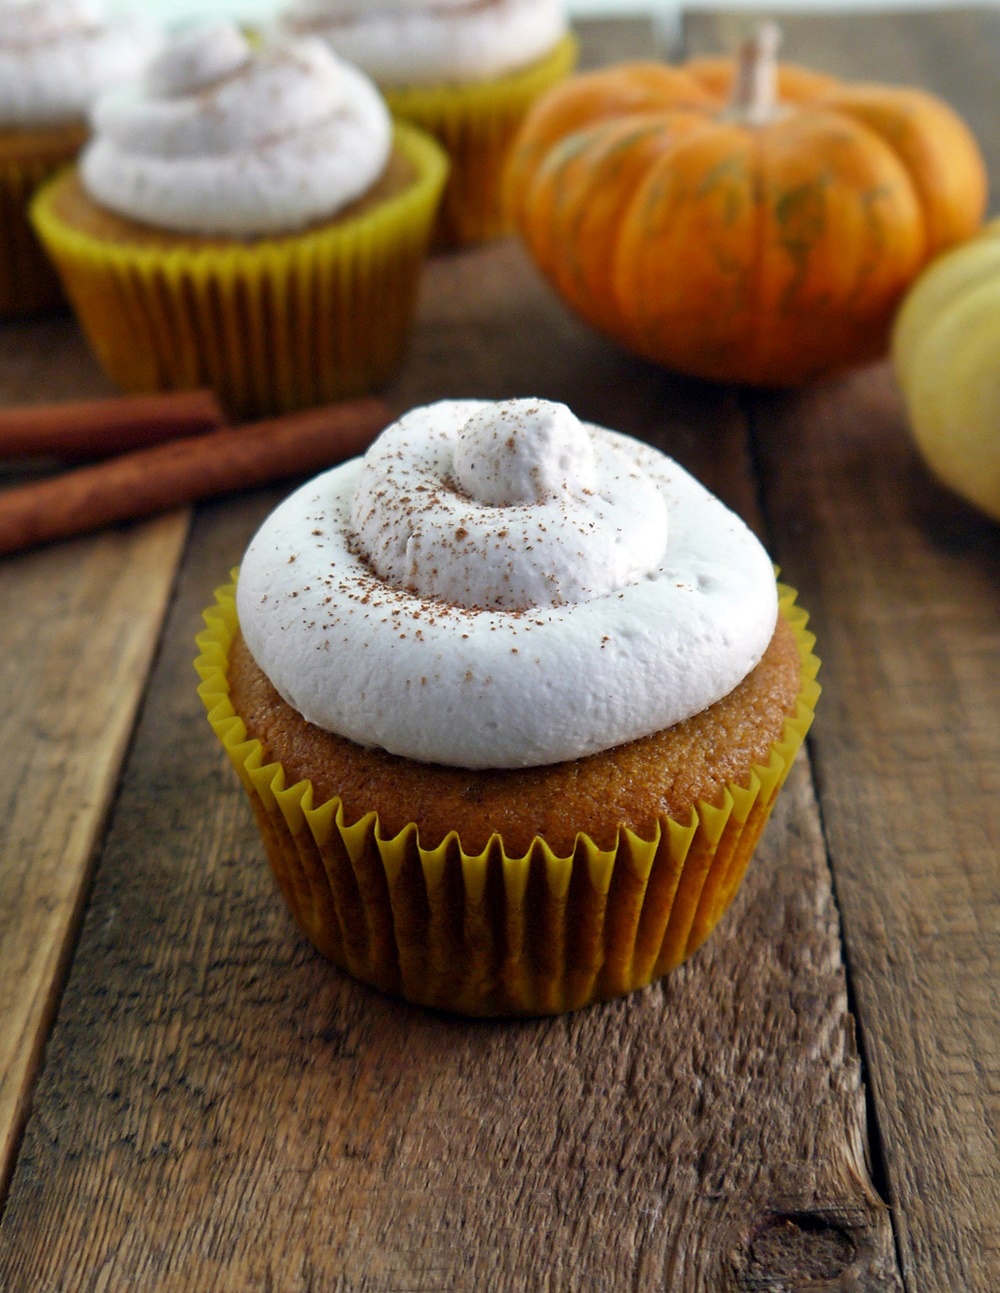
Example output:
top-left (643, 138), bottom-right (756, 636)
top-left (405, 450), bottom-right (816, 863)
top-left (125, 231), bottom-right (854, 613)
top-left (0, 390), bottom-right (226, 461)
top-left (0, 398), bottom-right (390, 557)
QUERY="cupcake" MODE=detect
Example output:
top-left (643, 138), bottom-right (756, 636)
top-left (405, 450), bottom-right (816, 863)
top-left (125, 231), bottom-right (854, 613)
top-left (276, 0), bottom-right (577, 246)
top-left (30, 21), bottom-right (448, 418)
top-left (197, 399), bottom-right (820, 1016)
top-left (0, 0), bottom-right (157, 316)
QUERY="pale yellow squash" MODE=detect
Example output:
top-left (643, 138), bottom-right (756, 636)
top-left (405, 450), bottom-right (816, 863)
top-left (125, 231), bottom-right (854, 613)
top-left (892, 218), bottom-right (1000, 521)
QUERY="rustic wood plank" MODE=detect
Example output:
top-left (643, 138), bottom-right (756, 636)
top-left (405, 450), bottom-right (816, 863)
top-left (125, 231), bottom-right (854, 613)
top-left (751, 363), bottom-right (999, 1293)
top-left (0, 234), bottom-right (898, 1292)
top-left (0, 322), bottom-right (190, 1198)
top-left (684, 11), bottom-right (1000, 1291)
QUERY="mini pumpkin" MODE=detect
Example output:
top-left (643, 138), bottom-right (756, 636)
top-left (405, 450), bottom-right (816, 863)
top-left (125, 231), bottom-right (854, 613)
top-left (506, 26), bottom-right (988, 387)
top-left (892, 217), bottom-right (1000, 521)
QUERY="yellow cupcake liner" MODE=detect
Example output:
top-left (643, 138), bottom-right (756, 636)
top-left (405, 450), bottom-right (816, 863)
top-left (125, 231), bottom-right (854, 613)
top-left (0, 132), bottom-right (83, 317)
top-left (29, 122), bottom-right (448, 419)
top-left (385, 33), bottom-right (578, 247)
top-left (195, 574), bottom-right (820, 1017)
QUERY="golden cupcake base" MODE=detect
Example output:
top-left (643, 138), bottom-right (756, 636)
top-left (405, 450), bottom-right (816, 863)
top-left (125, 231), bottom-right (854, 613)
top-left (196, 577), bottom-right (820, 1017)
top-left (29, 123), bottom-right (448, 419)
top-left (386, 33), bottom-right (578, 247)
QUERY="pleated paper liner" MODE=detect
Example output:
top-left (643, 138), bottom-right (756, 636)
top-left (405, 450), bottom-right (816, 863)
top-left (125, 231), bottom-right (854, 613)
top-left (196, 577), bottom-right (820, 1017)
top-left (385, 33), bottom-right (578, 247)
top-left (29, 122), bottom-right (448, 420)
top-left (0, 124), bottom-right (86, 317)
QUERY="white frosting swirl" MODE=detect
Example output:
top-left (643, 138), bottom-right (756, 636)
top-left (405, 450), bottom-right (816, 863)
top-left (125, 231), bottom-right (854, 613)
top-left (0, 0), bottom-right (158, 128)
top-left (237, 399), bottom-right (780, 770)
top-left (277, 0), bottom-right (568, 87)
top-left (352, 400), bottom-right (668, 611)
top-left (80, 22), bottom-right (392, 236)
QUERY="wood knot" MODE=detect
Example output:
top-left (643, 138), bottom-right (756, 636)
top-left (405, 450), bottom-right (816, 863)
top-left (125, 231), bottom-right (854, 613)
top-left (747, 1210), bottom-right (858, 1282)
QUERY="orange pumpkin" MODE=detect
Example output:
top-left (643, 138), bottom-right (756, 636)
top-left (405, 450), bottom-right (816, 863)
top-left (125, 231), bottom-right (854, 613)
top-left (506, 27), bottom-right (988, 386)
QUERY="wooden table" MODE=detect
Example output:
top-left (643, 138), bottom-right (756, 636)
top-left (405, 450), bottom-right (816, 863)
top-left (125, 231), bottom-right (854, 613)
top-left (0, 11), bottom-right (996, 1291)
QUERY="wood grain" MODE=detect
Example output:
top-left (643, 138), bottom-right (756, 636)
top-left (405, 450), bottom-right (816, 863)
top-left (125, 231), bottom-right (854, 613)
top-left (684, 12), bottom-right (1000, 1291)
top-left (0, 322), bottom-right (191, 1200)
top-left (6, 12), bottom-right (997, 1291)
top-left (0, 200), bottom-right (896, 1293)
top-left (0, 748), bottom-right (893, 1291)
top-left (753, 365), bottom-right (999, 1293)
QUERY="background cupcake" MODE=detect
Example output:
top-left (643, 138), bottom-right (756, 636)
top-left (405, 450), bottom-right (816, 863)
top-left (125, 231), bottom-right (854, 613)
top-left (30, 20), bottom-right (448, 416)
top-left (0, 0), bottom-right (157, 316)
top-left (197, 398), bottom-right (820, 1016)
top-left (276, 0), bottom-right (578, 246)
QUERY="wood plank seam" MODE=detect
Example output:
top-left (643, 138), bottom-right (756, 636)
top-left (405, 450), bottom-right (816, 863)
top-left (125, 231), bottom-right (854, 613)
top-left (742, 390), bottom-right (906, 1288)
top-left (0, 510), bottom-right (192, 1213)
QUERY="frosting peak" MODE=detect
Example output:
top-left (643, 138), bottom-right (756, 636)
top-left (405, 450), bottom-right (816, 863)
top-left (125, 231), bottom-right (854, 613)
top-left (237, 400), bottom-right (779, 769)
top-left (350, 400), bottom-right (668, 612)
top-left (80, 22), bottom-right (392, 236)
top-left (142, 20), bottom-right (249, 100)
top-left (453, 399), bottom-right (595, 505)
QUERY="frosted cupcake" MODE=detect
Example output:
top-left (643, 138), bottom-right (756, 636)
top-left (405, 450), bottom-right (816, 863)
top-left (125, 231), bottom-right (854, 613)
top-left (0, 0), bottom-right (157, 316)
top-left (196, 398), bottom-right (820, 1016)
top-left (30, 21), bottom-right (448, 417)
top-left (276, 0), bottom-right (577, 245)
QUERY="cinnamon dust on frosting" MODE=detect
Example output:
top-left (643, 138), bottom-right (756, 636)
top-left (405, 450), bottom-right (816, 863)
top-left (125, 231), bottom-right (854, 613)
top-left (236, 399), bottom-right (779, 770)
top-left (79, 20), bottom-right (391, 236)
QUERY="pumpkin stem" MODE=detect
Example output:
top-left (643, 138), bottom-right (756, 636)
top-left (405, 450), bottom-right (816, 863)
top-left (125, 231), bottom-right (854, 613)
top-left (730, 22), bottom-right (783, 125)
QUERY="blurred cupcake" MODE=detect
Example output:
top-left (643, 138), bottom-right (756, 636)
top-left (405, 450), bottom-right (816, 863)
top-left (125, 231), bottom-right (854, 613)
top-left (276, 0), bottom-right (577, 246)
top-left (30, 21), bottom-right (448, 417)
top-left (0, 0), bottom-right (157, 316)
top-left (196, 398), bottom-right (820, 1016)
